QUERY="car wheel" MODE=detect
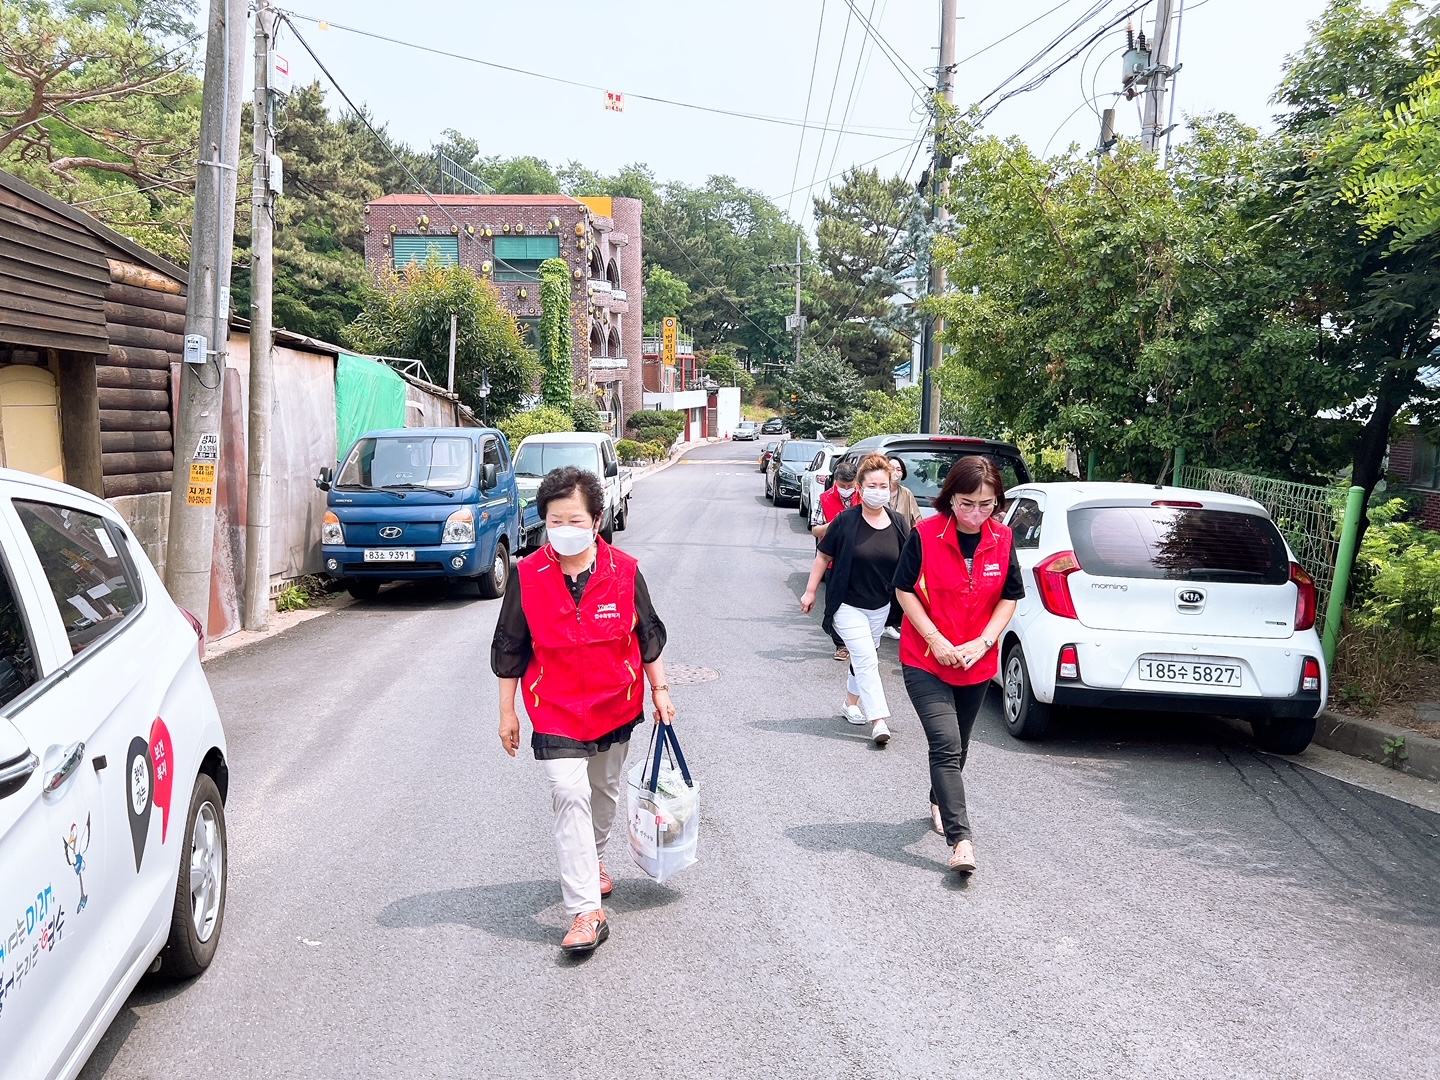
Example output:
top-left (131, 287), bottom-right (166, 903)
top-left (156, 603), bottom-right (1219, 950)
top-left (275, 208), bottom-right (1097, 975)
top-left (766, 477), bottom-right (775, 501)
top-left (1002, 645), bottom-right (1051, 740)
top-left (797, 491), bottom-right (809, 517)
top-left (344, 578), bottom-right (380, 601)
top-left (157, 772), bottom-right (226, 980)
top-left (615, 499), bottom-right (628, 532)
top-left (1250, 715), bottom-right (1316, 755)
top-left (476, 540), bottom-right (510, 600)
top-left (600, 510), bottom-right (615, 544)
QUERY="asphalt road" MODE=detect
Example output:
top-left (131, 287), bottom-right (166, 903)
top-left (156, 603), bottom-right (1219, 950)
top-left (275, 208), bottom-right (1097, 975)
top-left (82, 441), bottom-right (1440, 1080)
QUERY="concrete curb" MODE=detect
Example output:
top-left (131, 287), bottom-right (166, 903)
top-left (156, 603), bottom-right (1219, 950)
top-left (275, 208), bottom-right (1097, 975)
top-left (1314, 710), bottom-right (1440, 782)
top-left (629, 437), bottom-right (722, 482)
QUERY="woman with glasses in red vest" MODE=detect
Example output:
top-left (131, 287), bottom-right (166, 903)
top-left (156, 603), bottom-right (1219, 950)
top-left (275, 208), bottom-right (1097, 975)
top-left (894, 457), bottom-right (1024, 873)
top-left (492, 466), bottom-right (674, 955)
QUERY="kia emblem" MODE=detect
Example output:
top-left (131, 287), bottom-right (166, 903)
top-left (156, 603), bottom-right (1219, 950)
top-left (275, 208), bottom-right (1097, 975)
top-left (379, 526), bottom-right (403, 539)
top-left (1178, 588), bottom-right (1204, 605)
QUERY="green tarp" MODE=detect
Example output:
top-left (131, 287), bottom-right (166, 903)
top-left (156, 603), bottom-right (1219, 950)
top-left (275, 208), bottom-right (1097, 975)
top-left (335, 353), bottom-right (407, 462)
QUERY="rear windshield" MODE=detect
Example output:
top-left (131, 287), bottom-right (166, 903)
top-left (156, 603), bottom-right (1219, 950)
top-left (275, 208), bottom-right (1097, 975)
top-left (780, 440), bottom-right (824, 463)
top-left (337, 436), bottom-right (473, 491)
top-left (1068, 506), bottom-right (1290, 583)
top-left (884, 449), bottom-right (1026, 505)
top-left (514, 442), bottom-right (600, 478)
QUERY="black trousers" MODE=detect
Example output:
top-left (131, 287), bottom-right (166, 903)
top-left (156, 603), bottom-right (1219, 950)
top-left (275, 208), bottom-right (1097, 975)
top-left (902, 666), bottom-right (988, 845)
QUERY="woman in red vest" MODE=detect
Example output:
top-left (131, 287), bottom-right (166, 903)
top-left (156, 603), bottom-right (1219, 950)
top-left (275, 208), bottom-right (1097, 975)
top-left (894, 456), bottom-right (1024, 873)
top-left (492, 466), bottom-right (674, 954)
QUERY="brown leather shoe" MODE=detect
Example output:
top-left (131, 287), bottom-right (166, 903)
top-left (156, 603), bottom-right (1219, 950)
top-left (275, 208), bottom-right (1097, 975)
top-left (561, 910), bottom-right (608, 953)
top-left (949, 839), bottom-right (977, 873)
top-left (598, 861), bottom-right (613, 898)
top-left (833, 646), bottom-right (850, 662)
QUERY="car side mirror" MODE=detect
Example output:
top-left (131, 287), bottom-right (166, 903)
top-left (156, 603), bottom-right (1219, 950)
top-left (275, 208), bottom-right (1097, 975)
top-left (605, 460), bottom-right (619, 478)
top-left (314, 466), bottom-right (332, 492)
top-left (481, 462), bottom-right (498, 489)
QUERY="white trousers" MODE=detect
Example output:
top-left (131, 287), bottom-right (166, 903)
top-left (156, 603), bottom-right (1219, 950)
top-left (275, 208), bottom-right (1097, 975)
top-left (541, 739), bottom-right (630, 916)
top-left (832, 603), bottom-right (892, 721)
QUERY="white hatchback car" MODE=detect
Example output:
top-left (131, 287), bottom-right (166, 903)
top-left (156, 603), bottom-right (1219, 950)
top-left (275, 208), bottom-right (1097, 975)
top-left (0, 469), bottom-right (229, 1080)
top-left (996, 482), bottom-right (1327, 754)
top-left (797, 445), bottom-right (844, 520)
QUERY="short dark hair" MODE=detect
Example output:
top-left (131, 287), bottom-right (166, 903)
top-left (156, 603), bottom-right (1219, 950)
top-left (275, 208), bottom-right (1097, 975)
top-left (887, 454), bottom-right (908, 480)
top-left (536, 466), bottom-right (604, 521)
top-left (833, 458), bottom-right (858, 483)
top-left (933, 455), bottom-right (1006, 516)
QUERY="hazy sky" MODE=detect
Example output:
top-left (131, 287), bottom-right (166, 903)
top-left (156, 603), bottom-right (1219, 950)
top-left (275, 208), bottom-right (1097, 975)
top-left (268, 0), bottom-right (1330, 224)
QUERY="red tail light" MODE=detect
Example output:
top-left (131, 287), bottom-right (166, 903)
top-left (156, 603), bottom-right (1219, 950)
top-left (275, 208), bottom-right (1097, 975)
top-left (179, 605), bottom-right (206, 660)
top-left (1152, 500), bottom-right (1204, 508)
top-left (1058, 644), bottom-right (1080, 681)
top-left (1034, 551), bottom-right (1081, 619)
top-left (1300, 656), bottom-right (1322, 693)
top-left (1290, 562), bottom-right (1316, 632)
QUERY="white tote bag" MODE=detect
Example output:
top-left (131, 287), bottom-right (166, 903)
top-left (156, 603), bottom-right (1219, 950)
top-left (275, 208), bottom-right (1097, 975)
top-left (627, 724), bottom-right (699, 884)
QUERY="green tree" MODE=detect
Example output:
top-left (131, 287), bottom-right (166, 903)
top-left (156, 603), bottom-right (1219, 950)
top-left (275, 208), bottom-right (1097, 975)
top-left (499, 405), bottom-right (573, 447)
top-left (782, 345), bottom-right (866, 439)
top-left (642, 266), bottom-right (691, 323)
top-left (570, 391), bottom-right (605, 433)
top-left (848, 386), bottom-right (920, 442)
top-left (537, 257), bottom-right (573, 409)
top-left (703, 352), bottom-right (755, 395)
top-left (811, 167), bottom-right (919, 384)
top-left (344, 260), bottom-right (539, 420)
top-left (0, 0), bottom-right (201, 261)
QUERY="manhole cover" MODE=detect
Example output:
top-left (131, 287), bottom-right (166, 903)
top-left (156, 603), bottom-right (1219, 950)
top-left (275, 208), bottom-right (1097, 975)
top-left (668, 664), bottom-right (720, 686)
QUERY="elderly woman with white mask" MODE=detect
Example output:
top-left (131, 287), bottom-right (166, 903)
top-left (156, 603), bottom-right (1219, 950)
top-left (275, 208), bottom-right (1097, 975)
top-left (801, 454), bottom-right (912, 746)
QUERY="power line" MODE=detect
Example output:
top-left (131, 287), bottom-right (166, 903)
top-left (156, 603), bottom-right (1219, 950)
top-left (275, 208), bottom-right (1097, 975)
top-left (825, 0), bottom-right (883, 193)
top-left (787, 0), bottom-right (829, 221)
top-left (806, 0), bottom-right (858, 219)
top-left (774, 124), bottom-right (926, 202)
top-left (280, 11), bottom-right (915, 142)
top-left (839, 0), bottom-right (926, 91)
top-left (954, 0), bottom-right (1088, 67)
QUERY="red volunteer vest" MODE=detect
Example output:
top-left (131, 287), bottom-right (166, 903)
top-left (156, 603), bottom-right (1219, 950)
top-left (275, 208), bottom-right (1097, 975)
top-left (517, 538), bottom-right (644, 742)
top-left (899, 516), bottom-right (1013, 686)
top-left (819, 484), bottom-right (857, 523)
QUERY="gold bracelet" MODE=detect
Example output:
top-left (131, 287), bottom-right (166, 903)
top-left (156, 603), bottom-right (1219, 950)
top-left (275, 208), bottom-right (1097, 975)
top-left (651, 684), bottom-right (669, 692)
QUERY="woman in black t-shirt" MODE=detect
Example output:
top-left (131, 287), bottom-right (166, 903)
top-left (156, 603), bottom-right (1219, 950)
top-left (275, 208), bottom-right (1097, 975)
top-left (801, 454), bottom-right (911, 746)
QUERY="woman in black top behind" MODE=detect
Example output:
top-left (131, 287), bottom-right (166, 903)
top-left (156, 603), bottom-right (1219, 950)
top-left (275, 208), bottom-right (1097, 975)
top-left (801, 453), bottom-right (911, 746)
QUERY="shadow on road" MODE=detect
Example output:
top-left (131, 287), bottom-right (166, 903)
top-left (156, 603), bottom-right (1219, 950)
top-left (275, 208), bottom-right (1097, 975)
top-left (748, 714), bottom-right (884, 747)
top-left (377, 878), bottom-right (681, 944)
top-left (77, 976), bottom-right (194, 1079)
top-left (786, 819), bottom-right (970, 890)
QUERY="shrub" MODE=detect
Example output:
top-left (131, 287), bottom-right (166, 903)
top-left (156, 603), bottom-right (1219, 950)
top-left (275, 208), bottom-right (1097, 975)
top-left (616, 439), bottom-right (644, 463)
top-left (628, 409), bottom-right (685, 444)
top-left (570, 392), bottom-right (606, 433)
top-left (1349, 500), bottom-right (1440, 654)
top-left (499, 405), bottom-right (574, 448)
top-left (643, 440), bottom-right (671, 461)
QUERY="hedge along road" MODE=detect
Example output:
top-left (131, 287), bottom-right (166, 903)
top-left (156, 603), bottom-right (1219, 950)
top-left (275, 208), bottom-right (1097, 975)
top-left (82, 440), bottom-right (1440, 1080)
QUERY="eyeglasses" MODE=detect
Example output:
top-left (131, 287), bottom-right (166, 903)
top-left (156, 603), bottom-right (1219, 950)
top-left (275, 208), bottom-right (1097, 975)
top-left (953, 498), bottom-right (997, 513)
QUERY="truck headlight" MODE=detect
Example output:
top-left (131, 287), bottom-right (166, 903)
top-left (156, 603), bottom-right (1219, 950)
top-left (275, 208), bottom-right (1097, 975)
top-left (443, 506), bottom-right (475, 544)
top-left (321, 510), bottom-right (343, 545)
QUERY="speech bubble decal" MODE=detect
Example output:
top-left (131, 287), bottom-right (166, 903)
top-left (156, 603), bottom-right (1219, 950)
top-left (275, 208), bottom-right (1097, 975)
top-left (126, 736), bottom-right (152, 871)
top-left (148, 718), bottom-right (174, 843)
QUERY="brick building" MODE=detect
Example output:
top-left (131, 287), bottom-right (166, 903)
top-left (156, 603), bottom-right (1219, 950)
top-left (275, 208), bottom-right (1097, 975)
top-left (1389, 428), bottom-right (1440, 531)
top-left (363, 193), bottom-right (643, 435)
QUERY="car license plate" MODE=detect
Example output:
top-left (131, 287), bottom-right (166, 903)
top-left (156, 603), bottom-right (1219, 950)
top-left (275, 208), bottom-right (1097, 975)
top-left (363, 548), bottom-right (415, 562)
top-left (1138, 658), bottom-right (1241, 686)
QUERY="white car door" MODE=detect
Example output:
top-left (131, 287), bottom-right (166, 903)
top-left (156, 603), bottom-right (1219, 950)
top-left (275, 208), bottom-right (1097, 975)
top-left (1004, 490), bottom-right (1048, 615)
top-left (0, 502), bottom-right (116, 1079)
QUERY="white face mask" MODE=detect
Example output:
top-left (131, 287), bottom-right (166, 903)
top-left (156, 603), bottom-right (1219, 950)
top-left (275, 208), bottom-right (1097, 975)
top-left (836, 486), bottom-right (856, 499)
top-left (861, 487), bottom-right (891, 509)
top-left (548, 525), bottom-right (596, 557)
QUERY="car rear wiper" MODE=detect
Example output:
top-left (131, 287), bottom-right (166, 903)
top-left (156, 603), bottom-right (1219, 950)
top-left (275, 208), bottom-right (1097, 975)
top-left (1182, 567), bottom-right (1268, 581)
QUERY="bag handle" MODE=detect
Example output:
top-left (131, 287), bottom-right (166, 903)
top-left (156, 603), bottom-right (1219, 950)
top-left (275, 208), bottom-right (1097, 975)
top-left (660, 724), bottom-right (693, 788)
top-left (643, 723), bottom-right (694, 793)
top-left (645, 724), bottom-right (666, 794)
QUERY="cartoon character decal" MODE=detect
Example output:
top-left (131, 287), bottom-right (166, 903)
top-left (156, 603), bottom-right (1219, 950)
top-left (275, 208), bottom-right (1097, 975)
top-left (62, 815), bottom-right (90, 912)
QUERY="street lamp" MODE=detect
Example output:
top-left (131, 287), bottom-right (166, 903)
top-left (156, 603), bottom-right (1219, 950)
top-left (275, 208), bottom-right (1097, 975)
top-left (477, 371), bottom-right (491, 425)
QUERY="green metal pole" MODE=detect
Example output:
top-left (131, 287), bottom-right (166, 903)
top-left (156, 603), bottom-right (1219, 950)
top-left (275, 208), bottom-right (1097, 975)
top-left (1172, 446), bottom-right (1186, 486)
top-left (1322, 485), bottom-right (1366, 668)
top-left (1086, 448), bottom-right (1096, 481)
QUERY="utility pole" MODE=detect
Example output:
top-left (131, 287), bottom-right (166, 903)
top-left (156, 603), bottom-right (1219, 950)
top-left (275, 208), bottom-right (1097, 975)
top-left (920, 0), bottom-right (957, 434)
top-left (242, 0), bottom-right (277, 630)
top-left (1141, 0), bottom-right (1178, 155)
top-left (165, 0), bottom-right (247, 622)
top-left (770, 234), bottom-right (805, 363)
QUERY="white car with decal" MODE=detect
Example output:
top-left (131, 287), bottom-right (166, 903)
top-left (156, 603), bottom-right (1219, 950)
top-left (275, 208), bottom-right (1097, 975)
top-left (996, 482), bottom-right (1327, 754)
top-left (0, 469), bottom-right (229, 1080)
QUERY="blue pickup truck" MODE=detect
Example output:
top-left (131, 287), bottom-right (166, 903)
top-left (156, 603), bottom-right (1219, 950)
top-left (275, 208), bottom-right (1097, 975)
top-left (315, 427), bottom-right (520, 600)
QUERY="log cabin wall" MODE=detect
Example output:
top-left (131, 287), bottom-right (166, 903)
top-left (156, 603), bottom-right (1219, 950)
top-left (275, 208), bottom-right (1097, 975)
top-left (100, 258), bottom-right (183, 498)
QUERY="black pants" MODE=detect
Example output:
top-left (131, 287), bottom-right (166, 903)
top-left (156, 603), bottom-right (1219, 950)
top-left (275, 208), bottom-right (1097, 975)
top-left (903, 666), bottom-right (988, 845)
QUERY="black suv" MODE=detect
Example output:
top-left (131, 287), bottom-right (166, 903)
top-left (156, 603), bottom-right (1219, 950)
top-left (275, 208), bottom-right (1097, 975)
top-left (837, 435), bottom-right (1031, 516)
top-left (760, 417), bottom-right (788, 435)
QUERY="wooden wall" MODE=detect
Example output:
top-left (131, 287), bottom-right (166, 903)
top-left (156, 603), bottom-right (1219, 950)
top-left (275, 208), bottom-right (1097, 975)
top-left (100, 258), bottom-right (181, 498)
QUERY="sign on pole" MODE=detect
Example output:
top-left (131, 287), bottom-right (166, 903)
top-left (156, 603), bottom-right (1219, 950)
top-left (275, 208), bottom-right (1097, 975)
top-left (661, 317), bottom-right (677, 366)
top-left (605, 91), bottom-right (624, 112)
top-left (269, 52), bottom-right (292, 96)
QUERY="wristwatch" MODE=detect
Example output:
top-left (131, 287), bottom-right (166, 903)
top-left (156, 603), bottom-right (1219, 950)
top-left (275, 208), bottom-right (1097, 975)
top-left (982, 637), bottom-right (995, 650)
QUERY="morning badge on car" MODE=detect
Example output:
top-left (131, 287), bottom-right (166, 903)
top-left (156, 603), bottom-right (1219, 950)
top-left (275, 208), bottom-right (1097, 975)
top-left (126, 735), bottom-right (153, 871)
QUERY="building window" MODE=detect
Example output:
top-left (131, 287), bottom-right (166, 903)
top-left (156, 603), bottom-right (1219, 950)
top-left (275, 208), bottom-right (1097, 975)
top-left (516, 317), bottom-right (540, 350)
top-left (1415, 438), bottom-right (1440, 490)
top-left (392, 235), bottom-right (459, 268)
top-left (494, 236), bottom-right (561, 281)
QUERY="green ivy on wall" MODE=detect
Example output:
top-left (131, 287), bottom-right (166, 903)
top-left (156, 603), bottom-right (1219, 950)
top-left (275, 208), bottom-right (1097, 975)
top-left (538, 258), bottom-right (573, 410)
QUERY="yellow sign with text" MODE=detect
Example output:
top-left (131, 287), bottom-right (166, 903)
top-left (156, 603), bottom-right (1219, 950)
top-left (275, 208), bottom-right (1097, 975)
top-left (189, 462), bottom-right (216, 485)
top-left (186, 484), bottom-right (215, 507)
top-left (662, 317), bottom-right (677, 367)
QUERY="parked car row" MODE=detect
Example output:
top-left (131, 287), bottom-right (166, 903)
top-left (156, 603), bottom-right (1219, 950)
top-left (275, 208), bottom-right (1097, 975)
top-left (772, 430), bottom-right (1329, 754)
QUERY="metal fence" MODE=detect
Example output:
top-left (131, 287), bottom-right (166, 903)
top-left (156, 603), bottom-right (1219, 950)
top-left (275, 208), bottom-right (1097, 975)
top-left (1177, 466), bottom-right (1346, 614)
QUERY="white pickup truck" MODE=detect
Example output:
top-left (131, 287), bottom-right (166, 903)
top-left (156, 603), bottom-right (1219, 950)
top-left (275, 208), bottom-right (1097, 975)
top-left (513, 431), bottom-right (633, 549)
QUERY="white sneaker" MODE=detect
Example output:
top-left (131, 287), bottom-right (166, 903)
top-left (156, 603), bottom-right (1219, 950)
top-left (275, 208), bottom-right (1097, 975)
top-left (843, 704), bottom-right (866, 725)
top-left (872, 719), bottom-right (891, 746)
top-left (882, 626), bottom-right (901, 639)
